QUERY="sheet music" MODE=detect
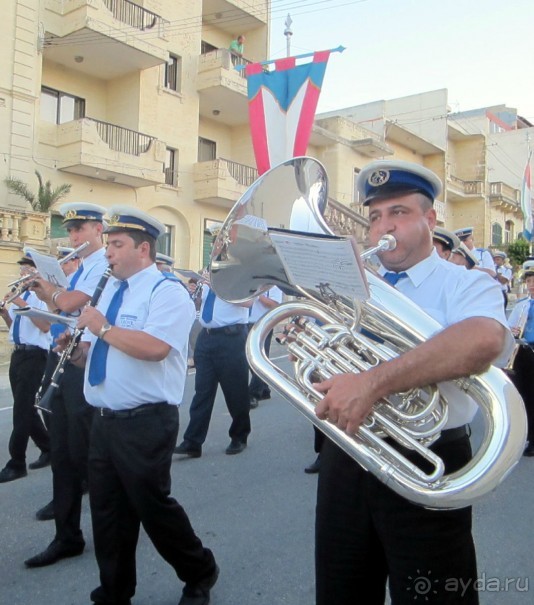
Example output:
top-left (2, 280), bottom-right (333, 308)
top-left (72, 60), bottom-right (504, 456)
top-left (24, 247), bottom-right (68, 288)
top-left (268, 230), bottom-right (369, 301)
top-left (12, 306), bottom-right (77, 328)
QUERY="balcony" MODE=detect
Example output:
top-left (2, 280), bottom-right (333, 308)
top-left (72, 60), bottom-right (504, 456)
top-left (194, 158), bottom-right (257, 208)
top-left (0, 208), bottom-right (49, 247)
top-left (324, 198), bottom-right (368, 244)
top-left (446, 175), bottom-right (484, 202)
top-left (202, 0), bottom-right (268, 33)
top-left (43, 0), bottom-right (169, 80)
top-left (488, 182), bottom-right (521, 214)
top-left (40, 117), bottom-right (166, 187)
top-left (197, 49), bottom-right (250, 126)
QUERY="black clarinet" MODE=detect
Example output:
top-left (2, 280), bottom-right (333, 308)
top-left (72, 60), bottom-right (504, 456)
top-left (35, 268), bottom-right (112, 413)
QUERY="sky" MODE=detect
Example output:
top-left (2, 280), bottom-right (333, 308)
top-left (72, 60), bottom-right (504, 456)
top-left (268, 0), bottom-right (534, 122)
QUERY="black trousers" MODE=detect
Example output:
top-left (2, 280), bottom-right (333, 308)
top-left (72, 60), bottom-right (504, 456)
top-left (183, 326), bottom-right (251, 446)
top-left (511, 344), bottom-right (534, 442)
top-left (6, 348), bottom-right (49, 470)
top-left (316, 435), bottom-right (478, 605)
top-left (48, 356), bottom-right (94, 546)
top-left (248, 328), bottom-right (273, 398)
top-left (89, 404), bottom-right (216, 603)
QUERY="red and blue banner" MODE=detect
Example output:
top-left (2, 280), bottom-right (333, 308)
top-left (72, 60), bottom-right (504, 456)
top-left (245, 50), bottom-right (333, 175)
top-left (521, 151), bottom-right (532, 241)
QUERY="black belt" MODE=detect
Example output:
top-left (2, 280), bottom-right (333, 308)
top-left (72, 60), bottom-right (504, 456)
top-left (96, 402), bottom-right (169, 418)
top-left (434, 424), bottom-right (469, 446)
top-left (13, 344), bottom-right (45, 352)
top-left (203, 324), bottom-right (246, 335)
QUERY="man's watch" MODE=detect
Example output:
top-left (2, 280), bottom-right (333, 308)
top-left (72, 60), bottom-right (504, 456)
top-left (98, 322), bottom-right (112, 340)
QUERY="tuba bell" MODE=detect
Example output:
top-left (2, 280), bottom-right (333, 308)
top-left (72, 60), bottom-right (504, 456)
top-left (210, 157), bottom-right (527, 510)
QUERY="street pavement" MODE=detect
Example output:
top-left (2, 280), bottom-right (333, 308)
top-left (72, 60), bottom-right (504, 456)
top-left (0, 356), bottom-right (532, 605)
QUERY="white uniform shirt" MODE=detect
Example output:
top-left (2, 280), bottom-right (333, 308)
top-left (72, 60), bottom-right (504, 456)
top-left (67, 247), bottom-right (108, 317)
top-left (379, 249), bottom-right (514, 428)
top-left (507, 297), bottom-right (531, 340)
top-left (8, 291), bottom-right (52, 350)
top-left (198, 285), bottom-right (249, 328)
top-left (84, 264), bottom-right (195, 409)
top-left (249, 286), bottom-right (284, 323)
top-left (495, 265), bottom-right (512, 292)
top-left (474, 248), bottom-right (496, 273)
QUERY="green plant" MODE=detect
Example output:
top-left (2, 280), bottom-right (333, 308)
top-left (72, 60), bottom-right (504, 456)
top-left (4, 170), bottom-right (71, 212)
top-left (506, 239), bottom-right (531, 268)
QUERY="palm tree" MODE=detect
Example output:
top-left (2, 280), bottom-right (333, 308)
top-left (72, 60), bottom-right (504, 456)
top-left (4, 170), bottom-right (71, 212)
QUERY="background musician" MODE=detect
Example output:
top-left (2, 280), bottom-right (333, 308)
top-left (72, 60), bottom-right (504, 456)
top-left (493, 250), bottom-right (512, 308)
top-left (507, 263), bottom-right (534, 456)
top-left (454, 226), bottom-right (496, 277)
top-left (432, 226), bottom-right (460, 260)
top-left (26, 202), bottom-right (108, 567)
top-left (72, 206), bottom-right (218, 605)
top-left (0, 255), bottom-right (51, 483)
top-left (313, 160), bottom-right (513, 605)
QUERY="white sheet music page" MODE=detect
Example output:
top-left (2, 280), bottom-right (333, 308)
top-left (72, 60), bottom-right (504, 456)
top-left (23, 247), bottom-right (69, 288)
top-left (268, 229), bottom-right (369, 301)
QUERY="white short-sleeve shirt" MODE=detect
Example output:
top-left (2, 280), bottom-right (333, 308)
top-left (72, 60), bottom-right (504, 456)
top-left (8, 291), bottom-right (52, 350)
top-left (198, 285), bottom-right (249, 328)
top-left (379, 249), bottom-right (514, 427)
top-left (249, 286), bottom-right (284, 323)
top-left (84, 264), bottom-right (195, 409)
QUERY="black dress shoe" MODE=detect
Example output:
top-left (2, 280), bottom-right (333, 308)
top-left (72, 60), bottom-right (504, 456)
top-left (28, 452), bottom-right (51, 470)
top-left (90, 585), bottom-right (132, 605)
top-left (304, 454), bottom-right (321, 474)
top-left (523, 444), bottom-right (534, 457)
top-left (24, 539), bottom-right (84, 568)
top-left (35, 500), bottom-right (55, 521)
top-left (0, 465), bottom-right (27, 483)
top-left (225, 440), bottom-right (247, 455)
top-left (174, 441), bottom-right (202, 458)
top-left (178, 565), bottom-right (219, 605)
top-left (249, 398), bottom-right (259, 409)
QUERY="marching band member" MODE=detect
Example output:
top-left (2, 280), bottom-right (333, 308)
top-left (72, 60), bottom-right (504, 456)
top-left (454, 226), bottom-right (496, 277)
top-left (432, 226), bottom-right (460, 260)
top-left (175, 277), bottom-right (252, 458)
top-left (26, 203), bottom-right (108, 567)
top-left (449, 242), bottom-right (480, 269)
top-left (493, 250), bottom-right (512, 307)
top-left (313, 160), bottom-right (513, 605)
top-left (57, 246), bottom-right (81, 277)
top-left (72, 206), bottom-right (218, 605)
top-left (507, 262), bottom-right (534, 456)
top-left (0, 255), bottom-right (51, 483)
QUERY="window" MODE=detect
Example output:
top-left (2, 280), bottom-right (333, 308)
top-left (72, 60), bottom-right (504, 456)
top-left (203, 219), bottom-right (222, 268)
top-left (40, 86), bottom-right (85, 124)
top-left (492, 222), bottom-right (503, 246)
top-left (198, 137), bottom-right (216, 162)
top-left (505, 220), bottom-right (514, 244)
top-left (164, 148), bottom-right (178, 186)
top-left (157, 224), bottom-right (173, 256)
top-left (164, 55), bottom-right (182, 92)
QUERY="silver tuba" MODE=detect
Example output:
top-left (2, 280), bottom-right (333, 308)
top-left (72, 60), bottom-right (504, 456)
top-left (210, 157), bottom-right (527, 510)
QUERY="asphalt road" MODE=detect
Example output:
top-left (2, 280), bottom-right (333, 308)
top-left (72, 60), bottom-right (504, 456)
top-left (0, 357), bottom-right (532, 605)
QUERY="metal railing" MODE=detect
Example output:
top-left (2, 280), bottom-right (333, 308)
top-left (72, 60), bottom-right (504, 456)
top-left (92, 118), bottom-right (154, 156)
top-left (103, 0), bottom-right (165, 32)
top-left (222, 158), bottom-right (258, 187)
top-left (199, 49), bottom-right (253, 79)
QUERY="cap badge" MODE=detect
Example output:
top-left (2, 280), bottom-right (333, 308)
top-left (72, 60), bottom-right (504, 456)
top-left (368, 169), bottom-right (390, 188)
top-left (65, 210), bottom-right (78, 220)
top-left (109, 214), bottom-right (119, 226)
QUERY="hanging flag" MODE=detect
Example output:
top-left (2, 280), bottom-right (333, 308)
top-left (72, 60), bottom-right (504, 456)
top-left (521, 151), bottom-right (533, 241)
top-left (246, 49), bottom-right (339, 175)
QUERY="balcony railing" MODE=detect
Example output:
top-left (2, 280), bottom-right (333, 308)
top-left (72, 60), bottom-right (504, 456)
top-left (223, 158), bottom-right (258, 186)
top-left (1, 208), bottom-right (49, 244)
top-left (489, 182), bottom-right (520, 205)
top-left (93, 119), bottom-right (154, 156)
top-left (200, 49), bottom-right (253, 79)
top-left (103, 0), bottom-right (166, 32)
top-left (448, 175), bottom-right (484, 196)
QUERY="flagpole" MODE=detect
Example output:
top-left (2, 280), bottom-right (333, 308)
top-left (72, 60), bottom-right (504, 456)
top-left (235, 45), bottom-right (345, 71)
top-left (284, 14), bottom-right (293, 58)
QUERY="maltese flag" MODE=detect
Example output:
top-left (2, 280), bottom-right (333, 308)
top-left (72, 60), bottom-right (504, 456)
top-left (246, 51), bottom-right (331, 175)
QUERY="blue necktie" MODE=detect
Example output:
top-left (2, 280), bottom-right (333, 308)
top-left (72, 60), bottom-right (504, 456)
top-left (50, 265), bottom-right (85, 344)
top-left (523, 300), bottom-right (534, 343)
top-left (202, 289), bottom-right (216, 323)
top-left (88, 280), bottom-right (128, 386)
top-left (383, 271), bottom-right (408, 286)
top-left (12, 291), bottom-right (31, 345)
